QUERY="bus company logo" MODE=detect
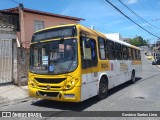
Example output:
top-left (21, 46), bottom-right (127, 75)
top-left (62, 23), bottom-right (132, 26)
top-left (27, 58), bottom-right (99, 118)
top-left (47, 85), bottom-right (50, 90)
top-left (101, 63), bottom-right (108, 69)
top-left (2, 112), bottom-right (11, 117)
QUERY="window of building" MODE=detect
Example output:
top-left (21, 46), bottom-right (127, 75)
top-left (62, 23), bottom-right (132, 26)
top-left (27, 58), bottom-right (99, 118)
top-left (34, 20), bottom-right (44, 31)
top-left (98, 37), bottom-right (106, 60)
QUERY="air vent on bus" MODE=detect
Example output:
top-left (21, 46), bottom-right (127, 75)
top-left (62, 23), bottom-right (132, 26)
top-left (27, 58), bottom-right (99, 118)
top-left (38, 85), bottom-right (61, 89)
top-left (35, 78), bottom-right (65, 84)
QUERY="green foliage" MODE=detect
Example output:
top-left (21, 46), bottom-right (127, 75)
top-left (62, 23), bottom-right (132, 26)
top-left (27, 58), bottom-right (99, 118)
top-left (128, 36), bottom-right (147, 47)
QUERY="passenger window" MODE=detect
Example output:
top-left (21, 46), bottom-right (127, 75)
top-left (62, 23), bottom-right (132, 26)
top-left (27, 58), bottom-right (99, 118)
top-left (115, 43), bottom-right (122, 60)
top-left (80, 36), bottom-right (97, 68)
top-left (106, 39), bottom-right (115, 60)
top-left (98, 37), bottom-right (106, 60)
top-left (132, 49), bottom-right (136, 60)
top-left (128, 48), bottom-right (132, 60)
top-left (122, 45), bottom-right (128, 60)
top-left (137, 50), bottom-right (141, 60)
top-left (135, 49), bottom-right (140, 60)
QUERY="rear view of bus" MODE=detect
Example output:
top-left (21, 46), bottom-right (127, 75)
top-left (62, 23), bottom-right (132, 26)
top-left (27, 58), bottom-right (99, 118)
top-left (28, 24), bottom-right (82, 102)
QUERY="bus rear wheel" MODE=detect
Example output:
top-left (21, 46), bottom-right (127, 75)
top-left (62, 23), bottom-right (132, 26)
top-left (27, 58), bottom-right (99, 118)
top-left (98, 77), bottom-right (108, 100)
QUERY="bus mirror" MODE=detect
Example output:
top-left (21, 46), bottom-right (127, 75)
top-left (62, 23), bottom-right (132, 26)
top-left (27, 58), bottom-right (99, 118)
top-left (81, 56), bottom-right (84, 60)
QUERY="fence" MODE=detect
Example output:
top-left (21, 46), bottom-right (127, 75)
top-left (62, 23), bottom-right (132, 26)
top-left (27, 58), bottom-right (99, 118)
top-left (0, 39), bottom-right (13, 83)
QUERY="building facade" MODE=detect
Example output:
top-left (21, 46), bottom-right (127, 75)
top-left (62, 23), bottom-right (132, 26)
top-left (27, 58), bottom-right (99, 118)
top-left (0, 5), bottom-right (84, 85)
top-left (0, 5), bottom-right (84, 48)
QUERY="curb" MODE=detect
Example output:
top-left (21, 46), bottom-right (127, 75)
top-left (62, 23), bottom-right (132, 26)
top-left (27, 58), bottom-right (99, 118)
top-left (0, 97), bottom-right (36, 108)
top-left (156, 65), bottom-right (160, 69)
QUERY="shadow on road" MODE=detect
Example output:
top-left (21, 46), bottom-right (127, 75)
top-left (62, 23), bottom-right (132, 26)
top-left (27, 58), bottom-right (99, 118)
top-left (107, 77), bottom-right (141, 97)
top-left (31, 77), bottom-right (142, 111)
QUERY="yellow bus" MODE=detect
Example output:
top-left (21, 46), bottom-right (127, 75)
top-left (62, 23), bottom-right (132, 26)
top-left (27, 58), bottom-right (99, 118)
top-left (28, 24), bottom-right (141, 102)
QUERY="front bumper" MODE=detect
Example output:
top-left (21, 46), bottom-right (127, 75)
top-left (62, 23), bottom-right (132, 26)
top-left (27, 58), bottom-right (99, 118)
top-left (28, 86), bottom-right (81, 102)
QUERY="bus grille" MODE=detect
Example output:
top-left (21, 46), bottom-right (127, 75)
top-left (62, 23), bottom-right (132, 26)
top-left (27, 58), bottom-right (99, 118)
top-left (38, 85), bottom-right (61, 90)
top-left (35, 78), bottom-right (65, 84)
top-left (37, 91), bottom-right (59, 97)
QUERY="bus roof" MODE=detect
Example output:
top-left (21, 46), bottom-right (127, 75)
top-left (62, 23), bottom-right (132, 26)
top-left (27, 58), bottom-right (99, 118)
top-left (33, 24), bottom-right (140, 50)
top-left (78, 24), bottom-right (106, 38)
top-left (104, 34), bottom-right (139, 50)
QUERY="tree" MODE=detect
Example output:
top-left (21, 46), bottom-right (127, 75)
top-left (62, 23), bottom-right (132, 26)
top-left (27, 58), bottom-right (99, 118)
top-left (128, 36), bottom-right (147, 47)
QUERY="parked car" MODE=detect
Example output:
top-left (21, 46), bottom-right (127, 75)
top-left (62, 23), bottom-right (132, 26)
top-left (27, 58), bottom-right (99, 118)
top-left (152, 58), bottom-right (160, 65)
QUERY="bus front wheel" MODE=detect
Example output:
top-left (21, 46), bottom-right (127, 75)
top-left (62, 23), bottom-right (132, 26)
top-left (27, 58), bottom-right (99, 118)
top-left (98, 77), bottom-right (108, 100)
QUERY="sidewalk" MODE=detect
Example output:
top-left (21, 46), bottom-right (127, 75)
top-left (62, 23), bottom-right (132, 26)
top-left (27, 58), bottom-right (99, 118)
top-left (0, 83), bottom-right (29, 106)
top-left (157, 65), bottom-right (160, 69)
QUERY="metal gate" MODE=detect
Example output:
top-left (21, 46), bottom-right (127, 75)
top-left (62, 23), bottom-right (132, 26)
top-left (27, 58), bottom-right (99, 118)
top-left (0, 39), bottom-right (13, 83)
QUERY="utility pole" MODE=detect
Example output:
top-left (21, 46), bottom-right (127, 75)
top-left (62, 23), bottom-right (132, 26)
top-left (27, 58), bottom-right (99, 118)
top-left (19, 3), bottom-right (25, 48)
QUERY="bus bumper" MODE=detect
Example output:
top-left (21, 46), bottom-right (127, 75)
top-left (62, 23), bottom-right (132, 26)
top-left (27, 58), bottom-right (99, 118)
top-left (28, 86), bottom-right (81, 102)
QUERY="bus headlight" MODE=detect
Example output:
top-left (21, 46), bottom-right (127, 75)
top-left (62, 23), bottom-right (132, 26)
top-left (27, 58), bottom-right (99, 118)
top-left (65, 78), bottom-right (78, 90)
top-left (66, 83), bottom-right (72, 89)
top-left (28, 79), bottom-right (37, 88)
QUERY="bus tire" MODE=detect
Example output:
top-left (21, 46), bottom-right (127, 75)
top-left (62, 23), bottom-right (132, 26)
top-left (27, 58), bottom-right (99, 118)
top-left (130, 70), bottom-right (135, 84)
top-left (98, 77), bottom-right (108, 100)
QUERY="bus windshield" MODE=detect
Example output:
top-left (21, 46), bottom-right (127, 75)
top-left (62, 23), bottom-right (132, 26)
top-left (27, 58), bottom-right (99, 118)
top-left (30, 38), bottom-right (78, 74)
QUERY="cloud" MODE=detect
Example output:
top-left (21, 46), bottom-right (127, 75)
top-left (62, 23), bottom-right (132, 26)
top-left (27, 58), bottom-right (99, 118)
top-left (61, 0), bottom-right (119, 19)
top-left (121, 25), bottom-right (138, 31)
top-left (127, 0), bottom-right (138, 4)
top-left (105, 20), bottom-right (123, 27)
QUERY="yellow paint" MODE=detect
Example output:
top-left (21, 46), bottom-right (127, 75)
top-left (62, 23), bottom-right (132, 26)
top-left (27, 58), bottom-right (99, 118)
top-left (132, 60), bottom-right (141, 65)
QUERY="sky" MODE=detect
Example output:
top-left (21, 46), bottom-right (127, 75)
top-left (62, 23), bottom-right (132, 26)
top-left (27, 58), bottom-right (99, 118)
top-left (1, 0), bottom-right (160, 43)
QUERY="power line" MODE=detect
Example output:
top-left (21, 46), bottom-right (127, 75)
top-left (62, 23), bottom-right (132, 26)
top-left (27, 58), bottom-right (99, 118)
top-left (9, 0), bottom-right (19, 4)
top-left (152, 18), bottom-right (160, 21)
top-left (104, 0), bottom-right (160, 39)
top-left (118, 0), bottom-right (160, 30)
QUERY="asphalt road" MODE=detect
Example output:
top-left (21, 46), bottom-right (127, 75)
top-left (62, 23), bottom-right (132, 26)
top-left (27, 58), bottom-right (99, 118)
top-left (0, 50), bottom-right (160, 120)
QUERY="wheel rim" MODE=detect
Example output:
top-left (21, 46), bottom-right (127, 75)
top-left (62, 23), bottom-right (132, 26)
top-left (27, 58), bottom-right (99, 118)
top-left (99, 80), bottom-right (107, 99)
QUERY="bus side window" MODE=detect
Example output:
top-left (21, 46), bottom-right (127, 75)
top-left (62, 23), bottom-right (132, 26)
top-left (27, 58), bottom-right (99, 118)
top-left (122, 45), bottom-right (128, 60)
top-left (128, 48), bottom-right (132, 60)
top-left (106, 39), bottom-right (115, 60)
top-left (80, 36), bottom-right (97, 69)
top-left (136, 49), bottom-right (141, 60)
top-left (98, 37), bottom-right (106, 60)
top-left (132, 49), bottom-right (136, 60)
top-left (138, 50), bottom-right (141, 60)
top-left (115, 43), bottom-right (122, 60)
